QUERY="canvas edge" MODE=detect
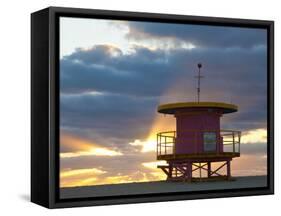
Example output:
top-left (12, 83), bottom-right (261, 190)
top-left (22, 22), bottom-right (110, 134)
top-left (31, 8), bottom-right (51, 208)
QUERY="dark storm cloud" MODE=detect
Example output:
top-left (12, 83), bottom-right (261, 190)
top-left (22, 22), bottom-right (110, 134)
top-left (126, 22), bottom-right (267, 49)
top-left (61, 45), bottom-right (266, 98)
top-left (222, 97), bottom-right (267, 131)
top-left (60, 92), bottom-right (158, 150)
top-left (60, 45), bottom-right (174, 97)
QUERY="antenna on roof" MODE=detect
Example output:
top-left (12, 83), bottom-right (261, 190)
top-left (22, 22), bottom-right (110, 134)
top-left (195, 63), bottom-right (204, 102)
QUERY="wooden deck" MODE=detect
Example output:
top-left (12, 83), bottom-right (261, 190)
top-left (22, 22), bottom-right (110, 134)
top-left (157, 152), bottom-right (240, 161)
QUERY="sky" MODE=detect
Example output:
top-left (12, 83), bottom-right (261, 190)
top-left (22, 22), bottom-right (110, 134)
top-left (59, 17), bottom-right (268, 188)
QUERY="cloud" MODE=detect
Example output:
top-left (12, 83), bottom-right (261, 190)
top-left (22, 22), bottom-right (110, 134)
top-left (60, 142), bottom-right (267, 187)
top-left (232, 153), bottom-right (267, 176)
top-left (60, 43), bottom-right (267, 133)
top-left (60, 149), bottom-right (123, 158)
top-left (61, 168), bottom-right (106, 178)
top-left (126, 22), bottom-right (267, 49)
top-left (142, 161), bottom-right (167, 170)
top-left (60, 92), bottom-right (158, 151)
top-left (241, 128), bottom-right (267, 144)
top-left (60, 149), bottom-right (167, 187)
top-left (60, 132), bottom-right (123, 156)
top-left (60, 168), bottom-right (107, 187)
top-left (60, 45), bottom-right (173, 97)
top-left (61, 43), bottom-right (267, 97)
top-left (59, 21), bottom-right (268, 186)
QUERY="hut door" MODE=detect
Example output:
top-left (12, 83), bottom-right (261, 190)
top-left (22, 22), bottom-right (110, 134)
top-left (203, 132), bottom-right (217, 152)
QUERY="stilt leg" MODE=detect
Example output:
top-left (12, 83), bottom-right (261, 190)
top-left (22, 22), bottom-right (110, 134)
top-left (186, 162), bottom-right (192, 182)
top-left (227, 160), bottom-right (231, 179)
top-left (207, 162), bottom-right (211, 178)
top-left (199, 163), bottom-right (202, 180)
top-left (167, 163), bottom-right (172, 180)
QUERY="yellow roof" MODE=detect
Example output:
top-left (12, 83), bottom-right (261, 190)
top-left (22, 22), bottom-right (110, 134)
top-left (158, 102), bottom-right (238, 114)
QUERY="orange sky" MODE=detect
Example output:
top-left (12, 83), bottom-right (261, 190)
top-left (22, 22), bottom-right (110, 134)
top-left (60, 122), bottom-right (267, 187)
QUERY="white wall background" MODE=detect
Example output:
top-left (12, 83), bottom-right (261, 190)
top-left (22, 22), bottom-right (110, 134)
top-left (0, 0), bottom-right (279, 214)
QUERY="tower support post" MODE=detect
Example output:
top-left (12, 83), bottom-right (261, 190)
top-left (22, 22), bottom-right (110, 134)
top-left (227, 159), bottom-right (231, 179)
top-left (185, 162), bottom-right (192, 181)
top-left (207, 162), bottom-right (211, 178)
top-left (168, 164), bottom-right (172, 179)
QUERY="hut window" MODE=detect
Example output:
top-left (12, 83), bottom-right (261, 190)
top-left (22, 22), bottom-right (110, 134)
top-left (203, 132), bottom-right (217, 152)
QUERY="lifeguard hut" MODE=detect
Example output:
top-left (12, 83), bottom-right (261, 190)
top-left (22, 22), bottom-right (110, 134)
top-left (156, 63), bottom-right (241, 181)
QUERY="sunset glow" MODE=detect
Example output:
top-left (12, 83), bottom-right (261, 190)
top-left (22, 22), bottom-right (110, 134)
top-left (242, 128), bottom-right (267, 144)
top-left (60, 17), bottom-right (267, 188)
top-left (60, 148), bottom-right (123, 158)
top-left (60, 133), bottom-right (123, 158)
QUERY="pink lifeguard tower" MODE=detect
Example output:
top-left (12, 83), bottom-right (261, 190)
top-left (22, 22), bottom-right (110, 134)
top-left (157, 63), bottom-right (241, 181)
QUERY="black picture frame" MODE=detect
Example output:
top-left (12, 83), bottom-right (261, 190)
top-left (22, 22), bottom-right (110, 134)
top-left (31, 6), bottom-right (274, 208)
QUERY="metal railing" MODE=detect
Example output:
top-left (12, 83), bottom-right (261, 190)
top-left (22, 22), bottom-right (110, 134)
top-left (156, 129), bottom-right (241, 157)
